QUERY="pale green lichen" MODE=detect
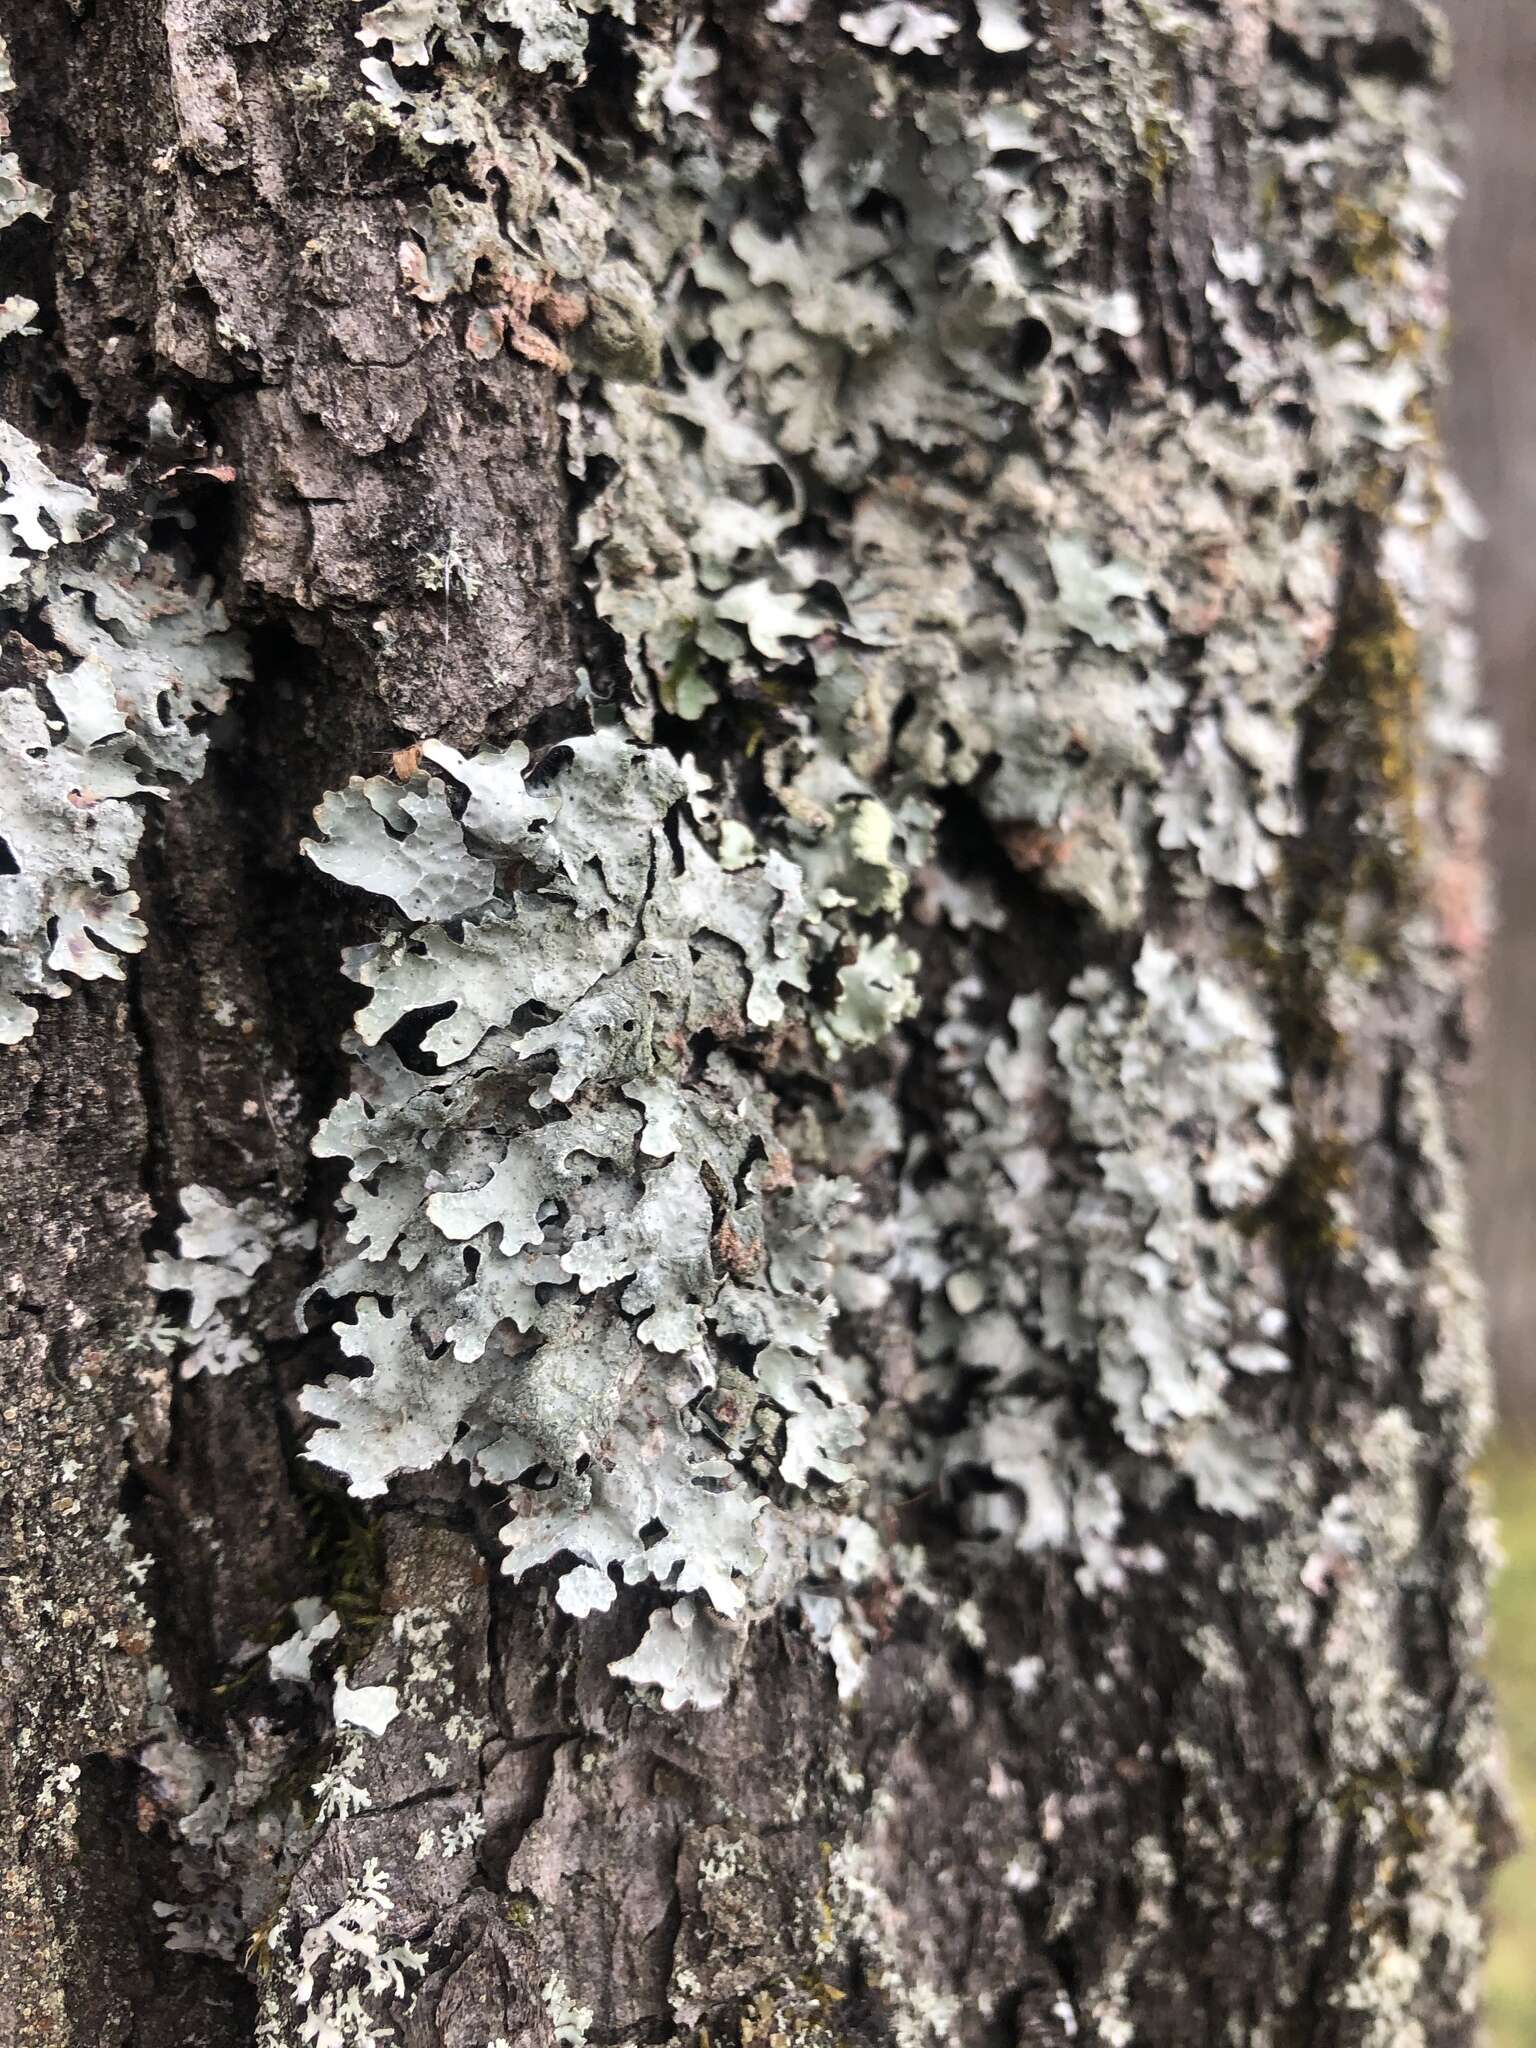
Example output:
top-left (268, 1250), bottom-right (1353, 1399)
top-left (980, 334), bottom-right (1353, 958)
top-left (4, 62), bottom-right (248, 1044)
top-left (147, 1183), bottom-right (317, 1378)
top-left (607, 1596), bottom-right (734, 1714)
top-left (541, 1973), bottom-right (595, 2046)
top-left (300, 722), bottom-right (872, 1700)
top-left (282, 1859), bottom-right (428, 2043)
top-left (142, 1666), bottom-right (305, 1964)
top-left (268, 1600), bottom-right (342, 1687)
top-left (559, 38), bottom-right (1363, 934)
top-left (1, 521), bottom-right (250, 1043)
top-left (839, 5), bottom-right (959, 58)
top-left (0, 33), bottom-right (49, 238)
top-left (358, 0), bottom-right (621, 82)
top-left (297, 4), bottom-right (1489, 1714)
top-left (150, 1564), bottom-right (493, 2023)
top-left (874, 942), bottom-right (1293, 1586)
top-left (1332, 1785), bottom-right (1484, 2048)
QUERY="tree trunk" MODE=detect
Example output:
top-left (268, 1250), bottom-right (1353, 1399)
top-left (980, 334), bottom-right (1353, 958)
top-left (0, 4), bottom-right (1508, 2046)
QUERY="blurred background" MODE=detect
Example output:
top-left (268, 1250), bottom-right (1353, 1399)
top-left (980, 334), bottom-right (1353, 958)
top-left (1445, 2), bottom-right (1536, 2036)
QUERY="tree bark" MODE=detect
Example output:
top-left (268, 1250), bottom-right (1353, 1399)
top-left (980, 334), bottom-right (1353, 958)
top-left (0, 4), bottom-right (1508, 2046)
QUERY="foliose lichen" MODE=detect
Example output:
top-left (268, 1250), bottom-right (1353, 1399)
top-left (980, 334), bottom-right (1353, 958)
top-left (3, 41), bottom-right (256, 1049)
top-left (147, 1183), bottom-right (317, 1378)
top-left (2, 54), bottom-right (250, 1044)
top-left (300, 722), bottom-right (870, 1700)
top-left (282, 1), bottom-right (1493, 1745)
top-left (890, 940), bottom-right (1294, 1593)
top-left (0, 31), bottom-right (48, 262)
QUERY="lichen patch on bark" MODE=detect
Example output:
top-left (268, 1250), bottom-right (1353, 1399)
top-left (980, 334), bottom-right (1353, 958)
top-left (0, 3), bottom-right (1506, 2043)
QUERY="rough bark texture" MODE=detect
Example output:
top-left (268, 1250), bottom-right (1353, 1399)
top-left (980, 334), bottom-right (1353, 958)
top-left (0, 4), bottom-right (1509, 2047)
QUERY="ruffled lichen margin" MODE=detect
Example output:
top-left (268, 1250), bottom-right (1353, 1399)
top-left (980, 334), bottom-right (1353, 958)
top-left (0, 2), bottom-right (1506, 2043)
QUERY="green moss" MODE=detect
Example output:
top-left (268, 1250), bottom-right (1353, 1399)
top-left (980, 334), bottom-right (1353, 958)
top-left (1245, 1132), bottom-right (1357, 1266)
top-left (1317, 199), bottom-right (1418, 356)
top-left (297, 1472), bottom-right (386, 1646)
top-left (1269, 565), bottom-right (1428, 1093)
top-left (1331, 198), bottom-right (1402, 287)
top-left (1300, 572), bottom-right (1425, 929)
top-left (1239, 561), bottom-right (1436, 1344)
top-left (1343, 586), bottom-right (1425, 869)
top-left (1330, 1759), bottom-right (1421, 1827)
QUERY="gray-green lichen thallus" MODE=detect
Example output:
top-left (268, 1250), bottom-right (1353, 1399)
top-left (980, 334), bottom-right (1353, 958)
top-left (1, 2), bottom-right (1501, 2041)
